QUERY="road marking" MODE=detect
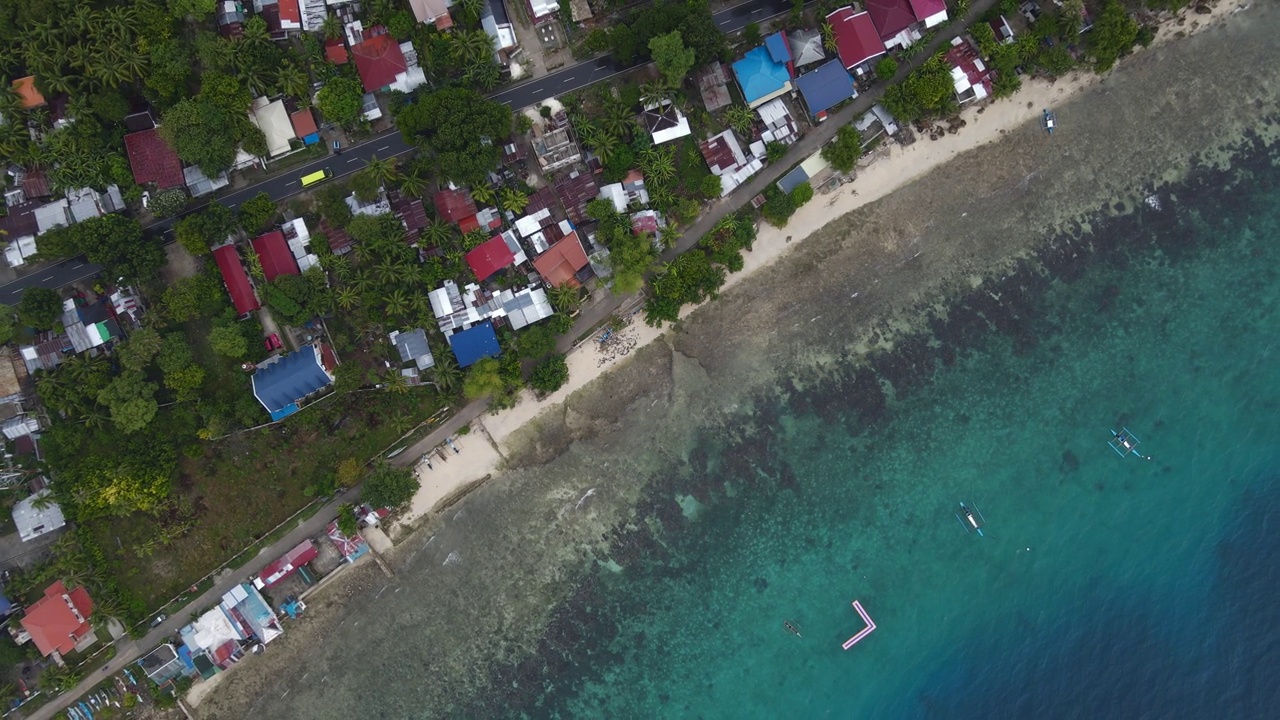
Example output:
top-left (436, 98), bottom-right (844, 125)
top-left (281, 690), bottom-right (290, 699)
top-left (71, 263), bottom-right (84, 269)
top-left (286, 181), bottom-right (297, 186)
top-left (347, 158), bottom-right (360, 163)
top-left (40, 274), bottom-right (55, 281)
top-left (376, 145), bottom-right (391, 152)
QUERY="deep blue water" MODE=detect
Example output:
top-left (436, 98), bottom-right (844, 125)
top-left (477, 133), bottom-right (1280, 719)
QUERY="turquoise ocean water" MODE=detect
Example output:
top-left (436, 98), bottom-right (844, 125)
top-left (472, 136), bottom-right (1280, 718)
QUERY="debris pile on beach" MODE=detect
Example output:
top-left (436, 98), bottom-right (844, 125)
top-left (596, 319), bottom-right (639, 367)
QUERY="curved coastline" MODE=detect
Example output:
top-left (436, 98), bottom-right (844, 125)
top-left (191, 3), bottom-right (1280, 717)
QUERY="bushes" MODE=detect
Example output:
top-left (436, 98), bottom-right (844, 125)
top-left (18, 287), bottom-right (62, 330)
top-left (238, 192), bottom-right (277, 233)
top-left (822, 125), bottom-right (863, 174)
top-left (362, 463), bottom-right (420, 509)
top-left (529, 354), bottom-right (569, 393)
top-left (760, 182), bottom-right (814, 228)
top-left (875, 57), bottom-right (898, 81)
top-left (643, 215), bottom-right (755, 326)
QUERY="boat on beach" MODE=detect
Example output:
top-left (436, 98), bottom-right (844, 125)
top-left (956, 502), bottom-right (986, 536)
top-left (1044, 109), bottom-right (1056, 134)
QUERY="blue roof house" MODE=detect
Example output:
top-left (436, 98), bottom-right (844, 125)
top-left (732, 37), bottom-right (793, 109)
top-left (449, 320), bottom-right (501, 367)
top-left (251, 344), bottom-right (336, 421)
top-left (794, 59), bottom-right (858, 119)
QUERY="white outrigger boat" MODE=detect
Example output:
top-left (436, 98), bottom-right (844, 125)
top-left (1043, 108), bottom-right (1055, 134)
top-left (956, 502), bottom-right (986, 537)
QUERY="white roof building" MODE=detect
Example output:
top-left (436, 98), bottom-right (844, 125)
top-left (12, 489), bottom-right (66, 543)
top-left (282, 218), bottom-right (321, 272)
top-left (642, 100), bottom-right (692, 145)
top-left (700, 130), bottom-right (763, 196)
top-left (429, 280), bottom-right (554, 335)
top-left (756, 98), bottom-right (799, 146)
top-left (249, 97), bottom-right (297, 158)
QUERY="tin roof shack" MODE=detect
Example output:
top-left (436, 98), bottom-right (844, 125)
top-left (178, 582), bottom-right (283, 676)
top-left (254, 540), bottom-right (320, 591)
top-left (12, 490), bottom-right (66, 542)
top-left (697, 62), bottom-right (732, 111)
top-left (390, 328), bottom-right (435, 371)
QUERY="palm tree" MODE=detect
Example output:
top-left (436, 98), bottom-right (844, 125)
top-left (335, 286), bottom-right (360, 311)
top-left (276, 62), bottom-right (310, 100)
top-left (590, 131), bottom-right (618, 161)
top-left (103, 6), bottom-right (140, 40)
top-left (725, 105), bottom-right (755, 136)
top-left (241, 16), bottom-right (271, 49)
top-left (432, 349), bottom-right (461, 394)
top-left (549, 283), bottom-right (582, 314)
top-left (242, 63), bottom-right (273, 97)
top-left (452, 30), bottom-right (494, 67)
top-left (600, 100), bottom-right (635, 139)
top-left (245, 251), bottom-right (266, 282)
top-left (468, 60), bottom-right (502, 91)
top-left (67, 7), bottom-right (99, 36)
top-left (362, 155), bottom-right (399, 186)
top-left (640, 80), bottom-right (675, 107)
top-left (385, 372), bottom-right (410, 395)
top-left (640, 147), bottom-right (676, 183)
top-left (821, 22), bottom-right (837, 53)
top-left (409, 291), bottom-right (432, 319)
top-left (121, 51), bottom-right (149, 83)
top-left (321, 15), bottom-right (343, 40)
top-left (398, 172), bottom-right (428, 199)
top-left (500, 187), bottom-right (529, 214)
top-left (471, 184), bottom-right (496, 207)
top-left (375, 258), bottom-right (405, 285)
top-left (424, 219), bottom-right (454, 248)
top-left (458, 0), bottom-right (486, 22)
top-left (383, 288), bottom-right (411, 318)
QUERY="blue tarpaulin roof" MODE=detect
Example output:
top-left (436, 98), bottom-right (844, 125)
top-left (0, 589), bottom-right (11, 616)
top-left (795, 59), bottom-right (857, 117)
top-left (732, 46), bottom-right (791, 105)
top-left (449, 321), bottom-right (501, 367)
top-left (252, 346), bottom-right (333, 420)
top-left (302, 133), bottom-right (320, 145)
top-left (765, 32), bottom-right (791, 65)
top-left (777, 165), bottom-right (811, 194)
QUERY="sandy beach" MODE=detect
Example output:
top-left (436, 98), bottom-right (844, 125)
top-left (189, 2), bottom-right (1280, 715)
top-left (394, 0), bottom-right (1245, 530)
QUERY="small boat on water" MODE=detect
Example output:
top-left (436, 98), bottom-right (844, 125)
top-left (784, 621), bottom-right (802, 638)
top-left (1043, 108), bottom-right (1056, 134)
top-left (956, 502), bottom-right (986, 537)
top-left (1109, 427), bottom-right (1152, 460)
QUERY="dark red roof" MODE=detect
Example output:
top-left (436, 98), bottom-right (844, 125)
top-left (433, 188), bottom-right (477, 224)
top-left (866, 0), bottom-right (918, 41)
top-left (532, 231), bottom-right (589, 287)
top-left (944, 40), bottom-right (993, 98)
top-left (525, 185), bottom-right (558, 215)
top-left (351, 33), bottom-right (407, 92)
top-left (320, 219), bottom-right (353, 254)
top-left (553, 171), bottom-right (598, 225)
top-left (0, 202), bottom-right (38, 238)
top-left (251, 230), bottom-right (301, 282)
top-left (390, 192), bottom-right (429, 236)
top-left (212, 244), bottom-right (261, 315)
top-left (466, 235), bottom-right (517, 281)
top-left (908, 0), bottom-right (947, 22)
top-left (458, 215), bottom-right (480, 233)
top-left (124, 128), bottom-right (184, 189)
top-left (632, 213), bottom-right (659, 234)
top-left (290, 108), bottom-right (318, 138)
top-left (258, 540), bottom-right (319, 588)
top-left (279, 0), bottom-right (301, 24)
top-left (325, 38), bottom-right (349, 64)
top-left (699, 133), bottom-right (742, 174)
top-left (827, 8), bottom-right (887, 69)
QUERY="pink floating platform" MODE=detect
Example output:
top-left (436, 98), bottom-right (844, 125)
top-left (842, 600), bottom-right (876, 650)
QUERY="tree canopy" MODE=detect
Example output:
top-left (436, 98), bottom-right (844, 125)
top-left (395, 88), bottom-right (513, 185)
top-left (37, 215), bottom-right (164, 284)
top-left (316, 76), bottom-right (365, 128)
top-left (19, 288), bottom-right (63, 331)
top-left (822, 125), bottom-right (863, 174)
top-left (160, 72), bottom-right (267, 174)
top-left (362, 463), bottom-right (420, 509)
top-left (1089, 0), bottom-right (1140, 73)
top-left (649, 32), bottom-right (696, 87)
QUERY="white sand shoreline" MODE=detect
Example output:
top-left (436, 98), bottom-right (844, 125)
top-left (393, 0), bottom-right (1247, 533)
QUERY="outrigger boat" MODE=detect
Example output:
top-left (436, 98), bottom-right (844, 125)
top-left (1109, 427), bottom-right (1151, 460)
top-left (956, 502), bottom-right (986, 537)
top-left (1043, 108), bottom-right (1055, 134)
top-left (784, 621), bottom-right (803, 638)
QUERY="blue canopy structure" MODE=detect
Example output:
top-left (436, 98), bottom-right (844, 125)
top-left (732, 46), bottom-right (792, 107)
top-left (449, 321), bottom-right (501, 368)
top-left (794, 59), bottom-right (857, 117)
top-left (251, 345), bottom-right (334, 421)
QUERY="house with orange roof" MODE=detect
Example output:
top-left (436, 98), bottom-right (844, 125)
top-left (18, 581), bottom-right (95, 658)
top-left (11, 77), bottom-right (46, 110)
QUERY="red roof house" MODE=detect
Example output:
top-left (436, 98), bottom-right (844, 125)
top-left (532, 231), bottom-right (589, 287)
top-left (351, 33), bottom-right (407, 92)
top-left (21, 581), bottom-right (94, 657)
top-left (212, 244), bottom-right (261, 315)
top-left (466, 235), bottom-right (517, 281)
top-left (944, 38), bottom-right (993, 102)
top-left (553, 171), bottom-right (599, 225)
top-left (11, 77), bottom-right (45, 110)
top-left (827, 8), bottom-right (887, 70)
top-left (325, 38), bottom-right (349, 64)
top-left (251, 230), bottom-right (301, 282)
top-left (278, 0), bottom-right (302, 27)
top-left (124, 129), bottom-right (185, 189)
top-left (255, 540), bottom-right (319, 589)
top-left (866, 0), bottom-right (919, 42)
top-left (433, 188), bottom-right (478, 225)
top-left (908, 0), bottom-right (948, 24)
top-left (290, 108), bottom-right (319, 139)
